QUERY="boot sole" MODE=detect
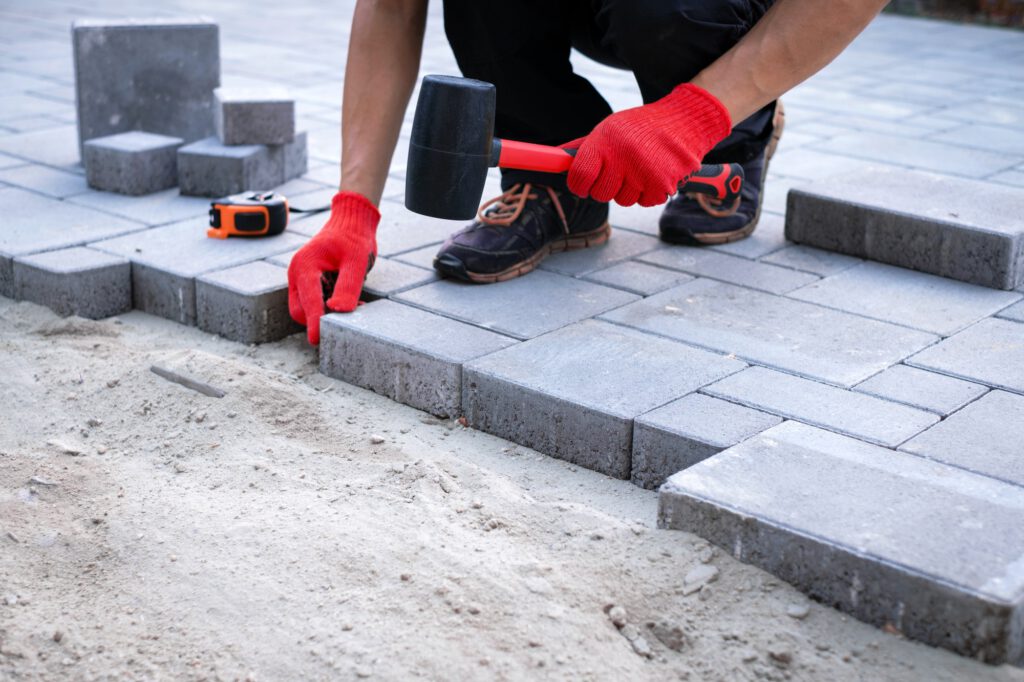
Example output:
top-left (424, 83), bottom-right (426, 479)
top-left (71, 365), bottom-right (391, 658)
top-left (440, 222), bottom-right (612, 284)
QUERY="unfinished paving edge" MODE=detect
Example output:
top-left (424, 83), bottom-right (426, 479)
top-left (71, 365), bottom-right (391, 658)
top-left (12, 247), bottom-right (131, 320)
top-left (195, 261), bottom-right (299, 344)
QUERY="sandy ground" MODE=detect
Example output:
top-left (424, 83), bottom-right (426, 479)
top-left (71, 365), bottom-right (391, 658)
top-left (1, 297), bottom-right (1022, 682)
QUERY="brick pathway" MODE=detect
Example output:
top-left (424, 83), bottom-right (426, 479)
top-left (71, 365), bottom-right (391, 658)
top-left (2, 0), bottom-right (1024, 664)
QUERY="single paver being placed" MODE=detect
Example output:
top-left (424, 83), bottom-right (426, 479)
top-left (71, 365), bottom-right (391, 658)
top-left (600, 279), bottom-right (937, 387)
top-left (785, 167), bottom-right (1024, 289)
top-left (638, 248), bottom-right (819, 295)
top-left (396, 271), bottom-right (639, 340)
top-left (464, 319), bottom-right (745, 478)
top-left (582, 261), bottom-right (693, 296)
top-left (900, 390), bottom-right (1024, 487)
top-left (908, 317), bottom-right (1024, 394)
top-left (854, 364), bottom-right (987, 416)
top-left (196, 261), bottom-right (299, 344)
top-left (702, 366), bottom-right (937, 446)
top-left (0, 187), bottom-right (145, 298)
top-left (538, 229), bottom-right (660, 277)
top-left (631, 393), bottom-right (780, 490)
top-left (788, 261), bottom-right (1022, 336)
top-left (91, 219), bottom-right (304, 325)
top-left (12, 247), bottom-right (130, 319)
top-left (658, 421), bottom-right (1024, 664)
top-left (83, 131), bottom-right (184, 196)
top-left (320, 299), bottom-right (517, 418)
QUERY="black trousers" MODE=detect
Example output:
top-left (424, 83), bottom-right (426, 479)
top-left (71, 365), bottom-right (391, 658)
top-left (443, 0), bottom-right (776, 188)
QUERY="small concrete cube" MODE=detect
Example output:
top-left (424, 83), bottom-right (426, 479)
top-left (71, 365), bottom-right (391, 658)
top-left (196, 261), bottom-right (299, 344)
top-left (83, 131), bottom-right (183, 196)
top-left (12, 247), bottom-right (130, 319)
top-left (177, 134), bottom-right (308, 197)
top-left (214, 88), bottom-right (295, 145)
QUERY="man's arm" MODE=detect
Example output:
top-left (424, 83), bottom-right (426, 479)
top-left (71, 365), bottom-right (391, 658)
top-left (692, 0), bottom-right (889, 124)
top-left (338, 0), bottom-right (428, 204)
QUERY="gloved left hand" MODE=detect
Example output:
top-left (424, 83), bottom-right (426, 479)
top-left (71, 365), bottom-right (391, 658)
top-left (564, 83), bottom-right (732, 207)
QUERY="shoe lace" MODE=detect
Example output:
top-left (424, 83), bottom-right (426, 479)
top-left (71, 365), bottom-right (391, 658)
top-left (478, 183), bottom-right (570, 234)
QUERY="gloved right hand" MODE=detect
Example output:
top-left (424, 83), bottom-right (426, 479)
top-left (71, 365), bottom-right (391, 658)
top-left (287, 191), bottom-right (381, 345)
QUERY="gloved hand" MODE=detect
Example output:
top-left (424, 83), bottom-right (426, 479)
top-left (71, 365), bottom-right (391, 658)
top-left (564, 83), bottom-right (732, 207)
top-left (287, 191), bottom-right (380, 345)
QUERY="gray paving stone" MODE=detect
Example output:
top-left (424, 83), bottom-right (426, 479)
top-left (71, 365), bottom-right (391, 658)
top-left (854, 364), bottom-right (986, 416)
top-left (607, 203), bottom-right (662, 236)
top-left (789, 262), bottom-right (1022, 336)
top-left (178, 135), bottom-right (307, 198)
top-left (0, 163), bottom-right (89, 198)
top-left (264, 248), bottom-right (301, 268)
top-left (707, 213), bottom-right (788, 260)
top-left (703, 366), bottom-right (937, 446)
top-left (637, 248), bottom-right (819, 295)
top-left (0, 125), bottom-right (81, 167)
top-left (761, 175), bottom-right (808, 216)
top-left (812, 132), bottom-right (1017, 178)
top-left (930, 123), bottom-right (1024, 157)
top-left (214, 88), bottom-right (295, 145)
top-left (582, 261), bottom-right (693, 296)
top-left (281, 130), bottom-right (308, 181)
top-left (195, 261), bottom-right (299, 344)
top-left (464, 319), bottom-right (744, 478)
top-left (392, 244), bottom-right (439, 271)
top-left (395, 270), bottom-right (639, 340)
top-left (632, 394), bottom-right (780, 490)
top-left (363, 258), bottom-right (438, 300)
top-left (83, 131), bottom-right (183, 195)
top-left (785, 167), bottom-right (1024, 290)
top-left (90, 219), bottom-right (303, 325)
top-left (0, 187), bottom-right (145, 298)
top-left (12, 247), bottom-right (130, 319)
top-left (770, 148), bottom-right (877, 181)
top-left (538, 230), bottom-right (660, 277)
top-left (901, 390), bottom-right (1024, 487)
top-left (72, 18), bottom-right (220, 155)
top-left (761, 245), bottom-right (862, 277)
top-left (997, 299), bottom-right (1024, 323)
top-left (908, 317), bottom-right (1024, 394)
top-left (658, 421), bottom-right (1024, 665)
top-left (320, 299), bottom-right (517, 418)
top-left (0, 153), bottom-right (25, 170)
top-left (373, 200), bottom-right (464, 257)
top-left (68, 188), bottom-right (211, 226)
top-left (600, 279), bottom-right (937, 387)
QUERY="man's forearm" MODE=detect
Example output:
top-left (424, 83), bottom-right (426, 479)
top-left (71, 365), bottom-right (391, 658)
top-left (339, 0), bottom-right (428, 204)
top-left (692, 0), bottom-right (889, 125)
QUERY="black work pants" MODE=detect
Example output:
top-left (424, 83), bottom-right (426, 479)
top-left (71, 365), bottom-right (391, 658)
top-left (443, 0), bottom-right (776, 188)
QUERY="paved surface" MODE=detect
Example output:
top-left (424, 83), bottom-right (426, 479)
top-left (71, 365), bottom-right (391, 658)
top-left (2, 0), bottom-right (1024, 663)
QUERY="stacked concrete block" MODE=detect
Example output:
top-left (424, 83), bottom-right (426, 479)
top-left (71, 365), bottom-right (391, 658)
top-left (12, 247), bottom-right (131, 319)
top-left (83, 131), bottom-right (184, 195)
top-left (72, 18), bottom-right (220, 156)
top-left (214, 88), bottom-right (295, 145)
top-left (196, 261), bottom-right (299, 344)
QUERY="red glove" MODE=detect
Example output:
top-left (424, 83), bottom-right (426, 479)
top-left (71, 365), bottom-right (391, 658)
top-left (565, 83), bottom-right (731, 207)
top-left (287, 191), bottom-right (380, 345)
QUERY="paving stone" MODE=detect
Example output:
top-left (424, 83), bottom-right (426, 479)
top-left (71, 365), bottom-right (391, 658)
top-left (854, 364), bottom-right (987, 416)
top-left (761, 175), bottom-right (808, 216)
top-left (658, 420), bottom-right (1024, 665)
top-left (177, 134), bottom-right (307, 198)
top-left (195, 261), bottom-right (299, 344)
top-left (539, 230), bottom-right (660, 277)
top-left (608, 203), bottom-right (663, 236)
top-left (0, 125), bottom-right (81, 167)
top-left (788, 262), bottom-right (1022, 336)
top-left (997, 299), bottom-right (1024, 323)
top-left (600, 279), bottom-right (937, 387)
top-left (901, 390), bottom-right (1024, 487)
top-left (0, 163), bottom-right (89, 198)
top-left (264, 248), bottom-right (301, 268)
top-left (0, 153), bottom-right (25, 170)
top-left (83, 131), bottom-right (183, 195)
top-left (930, 123), bottom-right (1024, 157)
top-left (770, 148), bottom-right (877, 181)
top-left (12, 247), bottom-right (130, 319)
top-left (637, 248), bottom-right (819, 295)
top-left (908, 317), bottom-right (1024, 394)
top-left (703, 366), bottom-right (937, 446)
top-left (0, 187), bottom-right (145, 297)
top-left (812, 132), bottom-right (1017, 178)
top-left (463, 320), bottom-right (744, 478)
top-left (761, 245), bottom-right (862, 277)
top-left (72, 18), bottom-right (219, 155)
top-left (362, 258), bottom-right (438, 300)
top-left (372, 200), bottom-right (465, 257)
top-left (68, 188), bottom-right (211, 226)
top-left (90, 219), bottom-right (304, 325)
top-left (582, 261), bottom-right (693, 296)
top-left (320, 299), bottom-right (517, 418)
top-left (990, 169), bottom-right (1024, 188)
top-left (631, 394), bottom-right (780, 490)
top-left (214, 88), bottom-right (295, 145)
top-left (707, 213), bottom-right (788, 260)
top-left (392, 244), bottom-right (439, 271)
top-left (785, 167), bottom-right (1024, 290)
top-left (395, 270), bottom-right (639, 340)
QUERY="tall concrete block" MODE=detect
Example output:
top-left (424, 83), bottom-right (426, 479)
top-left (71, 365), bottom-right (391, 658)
top-left (72, 18), bottom-right (220, 156)
top-left (196, 261), bottom-right (299, 344)
top-left (12, 247), bottom-right (130, 319)
top-left (83, 131), bottom-right (183, 196)
top-left (659, 421), bottom-right (1024, 665)
top-left (320, 300), bottom-right (517, 418)
top-left (214, 88), bottom-right (295, 145)
top-left (785, 167), bottom-right (1024, 290)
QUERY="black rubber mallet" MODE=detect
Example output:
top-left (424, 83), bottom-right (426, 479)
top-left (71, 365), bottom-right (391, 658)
top-left (405, 75), bottom-right (744, 220)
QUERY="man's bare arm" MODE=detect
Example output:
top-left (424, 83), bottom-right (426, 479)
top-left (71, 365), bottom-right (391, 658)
top-left (692, 0), bottom-right (889, 125)
top-left (338, 0), bottom-right (428, 204)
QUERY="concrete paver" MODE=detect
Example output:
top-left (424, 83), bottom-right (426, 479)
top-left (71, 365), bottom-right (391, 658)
top-left (638, 248), bottom-right (819, 295)
top-left (83, 131), bottom-right (183, 196)
top-left (582, 261), bottom-right (693, 296)
top-left (854, 364), bottom-right (987, 416)
top-left (908, 317), bottom-right (1024, 394)
top-left (196, 261), bottom-right (298, 344)
top-left (214, 88), bottom-right (295, 145)
top-left (761, 244), bottom-right (862, 277)
top-left (13, 246), bottom-right (130, 319)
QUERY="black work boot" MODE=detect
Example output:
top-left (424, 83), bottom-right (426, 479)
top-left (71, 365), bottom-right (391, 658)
top-left (659, 101), bottom-right (785, 245)
top-left (433, 183), bottom-right (610, 283)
